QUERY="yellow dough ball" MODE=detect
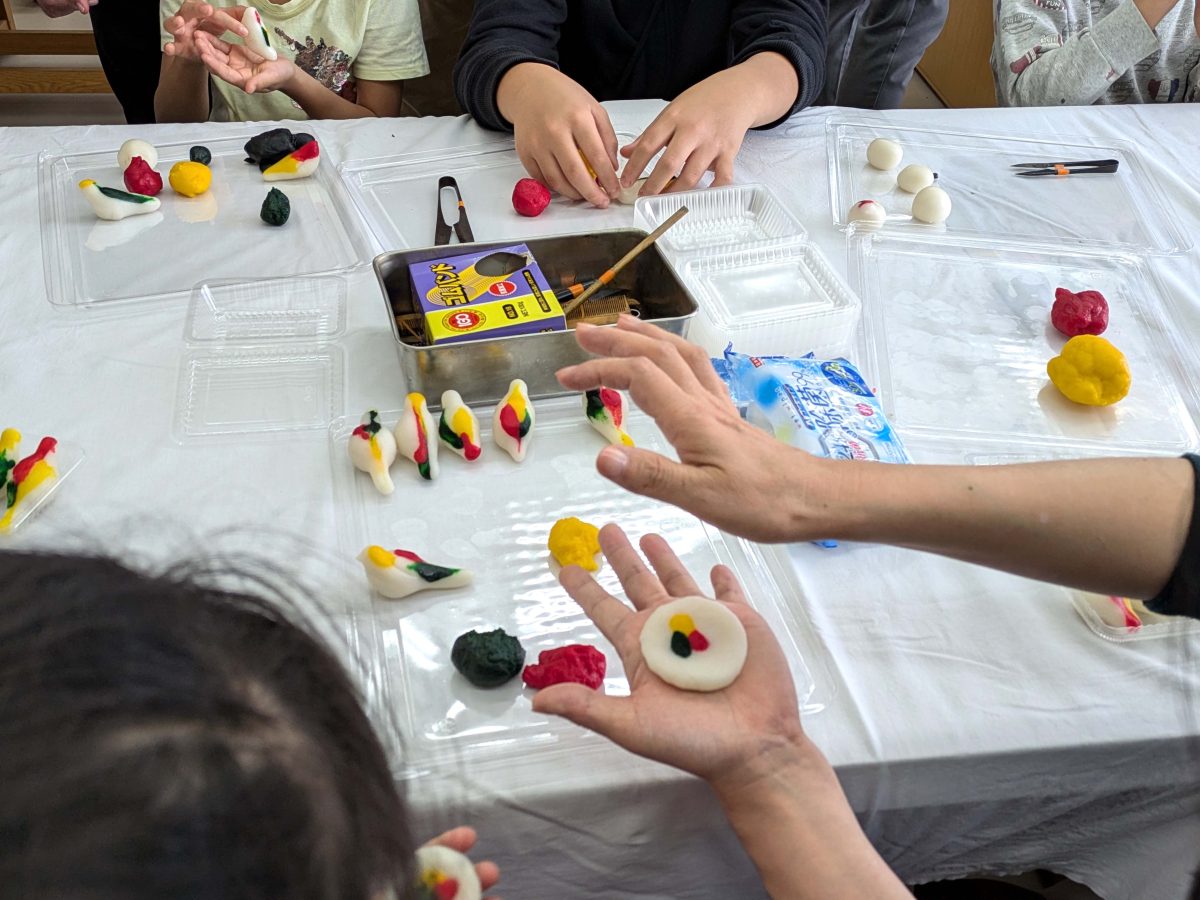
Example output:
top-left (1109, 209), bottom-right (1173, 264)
top-left (169, 160), bottom-right (212, 197)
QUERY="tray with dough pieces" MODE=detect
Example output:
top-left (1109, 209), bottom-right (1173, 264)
top-left (848, 230), bottom-right (1200, 456)
top-left (39, 133), bottom-right (371, 309)
top-left (329, 395), bottom-right (821, 771)
top-left (827, 119), bottom-right (1191, 255)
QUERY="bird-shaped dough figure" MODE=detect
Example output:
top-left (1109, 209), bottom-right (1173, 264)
top-left (0, 428), bottom-right (20, 504)
top-left (584, 387), bottom-right (634, 446)
top-left (348, 410), bottom-right (397, 495)
top-left (357, 546), bottom-right (473, 599)
top-left (493, 379), bottom-right (535, 462)
top-left (0, 434), bottom-right (58, 532)
top-left (241, 7), bottom-right (278, 60)
top-left (394, 392), bottom-right (438, 480)
top-left (437, 390), bottom-right (482, 461)
top-left (78, 179), bottom-right (161, 221)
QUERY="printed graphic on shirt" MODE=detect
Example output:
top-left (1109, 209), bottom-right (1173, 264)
top-left (275, 27), bottom-right (355, 100)
top-left (1009, 32), bottom-right (1063, 74)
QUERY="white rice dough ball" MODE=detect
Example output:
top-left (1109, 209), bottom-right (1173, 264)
top-left (847, 199), bottom-right (886, 226)
top-left (866, 138), bottom-right (903, 170)
top-left (896, 164), bottom-right (934, 194)
top-left (911, 185), bottom-right (952, 225)
top-left (118, 138), bottom-right (157, 171)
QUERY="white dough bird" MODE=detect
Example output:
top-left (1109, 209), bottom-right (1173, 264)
top-left (357, 546), bottom-right (473, 599)
top-left (492, 379), bottom-right (535, 462)
top-left (394, 392), bottom-right (438, 480)
top-left (348, 409), bottom-right (397, 495)
top-left (78, 180), bottom-right (160, 221)
top-left (438, 390), bottom-right (483, 461)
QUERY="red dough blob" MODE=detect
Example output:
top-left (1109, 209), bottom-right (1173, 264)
top-left (1052, 287), bottom-right (1109, 337)
top-left (512, 177), bottom-right (551, 217)
top-left (123, 156), bottom-right (163, 196)
top-left (522, 644), bottom-right (606, 690)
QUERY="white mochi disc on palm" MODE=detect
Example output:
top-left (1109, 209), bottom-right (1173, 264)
top-left (414, 845), bottom-right (482, 900)
top-left (912, 185), bottom-right (952, 224)
top-left (118, 138), bottom-right (157, 171)
top-left (896, 164), bottom-right (934, 194)
top-left (866, 138), bottom-right (902, 170)
top-left (640, 596), bottom-right (748, 692)
top-left (241, 7), bottom-right (279, 61)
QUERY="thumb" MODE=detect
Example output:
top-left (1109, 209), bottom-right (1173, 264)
top-left (532, 683), bottom-right (639, 745)
top-left (596, 445), bottom-right (698, 506)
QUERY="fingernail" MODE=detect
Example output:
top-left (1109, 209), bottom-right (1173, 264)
top-left (598, 445), bottom-right (628, 476)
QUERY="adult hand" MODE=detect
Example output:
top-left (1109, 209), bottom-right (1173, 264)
top-left (496, 63), bottom-right (621, 208)
top-left (421, 826), bottom-right (501, 898)
top-left (163, 1), bottom-right (248, 62)
top-left (555, 316), bottom-right (836, 543)
top-left (35, 0), bottom-right (95, 19)
top-left (533, 525), bottom-right (816, 793)
top-left (195, 31), bottom-right (296, 94)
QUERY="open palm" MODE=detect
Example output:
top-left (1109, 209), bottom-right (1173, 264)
top-left (532, 524), bottom-right (807, 791)
top-left (195, 30), bottom-right (294, 94)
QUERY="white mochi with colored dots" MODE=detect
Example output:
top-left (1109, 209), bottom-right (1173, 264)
top-left (912, 185), bottom-right (952, 224)
top-left (414, 845), bottom-right (481, 900)
top-left (640, 596), bottom-right (748, 692)
top-left (866, 138), bottom-right (902, 170)
top-left (118, 138), bottom-right (157, 171)
top-left (241, 7), bottom-right (279, 60)
top-left (847, 199), bottom-right (886, 225)
top-left (896, 164), bottom-right (934, 194)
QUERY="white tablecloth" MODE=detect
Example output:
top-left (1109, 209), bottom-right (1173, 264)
top-left (4, 100), bottom-right (1200, 899)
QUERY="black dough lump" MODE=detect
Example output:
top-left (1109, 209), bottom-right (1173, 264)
top-left (244, 128), bottom-right (316, 173)
top-left (451, 628), bottom-right (525, 688)
top-left (260, 187), bottom-right (291, 226)
top-left (189, 145), bottom-right (212, 166)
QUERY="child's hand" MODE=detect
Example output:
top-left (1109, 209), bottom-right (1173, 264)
top-left (163, 1), bottom-right (248, 62)
top-left (421, 827), bottom-right (501, 898)
top-left (496, 62), bottom-right (622, 208)
top-left (533, 525), bottom-right (814, 794)
top-left (195, 30), bottom-right (295, 94)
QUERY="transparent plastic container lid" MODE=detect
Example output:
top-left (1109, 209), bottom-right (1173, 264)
top-left (40, 133), bottom-right (371, 309)
top-left (827, 120), bottom-right (1191, 255)
top-left (185, 275), bottom-right (348, 343)
top-left (329, 396), bottom-right (820, 768)
top-left (850, 230), bottom-right (1200, 455)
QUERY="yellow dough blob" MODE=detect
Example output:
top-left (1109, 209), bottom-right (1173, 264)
top-left (169, 161), bottom-right (212, 197)
top-left (548, 517), bottom-right (602, 571)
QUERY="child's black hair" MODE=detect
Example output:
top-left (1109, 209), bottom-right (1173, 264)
top-left (0, 549), bottom-right (415, 899)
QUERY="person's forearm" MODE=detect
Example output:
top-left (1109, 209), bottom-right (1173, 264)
top-left (280, 68), bottom-right (377, 119)
top-left (727, 52), bottom-right (799, 128)
top-left (817, 457), bottom-right (1194, 599)
top-left (714, 741), bottom-right (909, 899)
top-left (155, 57), bottom-right (210, 122)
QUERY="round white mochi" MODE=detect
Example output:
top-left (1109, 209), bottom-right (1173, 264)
top-left (847, 199), bottom-right (886, 225)
top-left (118, 138), bottom-right (157, 171)
top-left (414, 845), bottom-right (481, 900)
top-left (640, 596), bottom-right (748, 692)
top-left (911, 185), bottom-right (952, 224)
top-left (866, 138), bottom-right (902, 170)
top-left (896, 164), bottom-right (934, 194)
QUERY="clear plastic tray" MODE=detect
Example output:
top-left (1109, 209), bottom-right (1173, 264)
top-left (39, 133), bottom-right (371, 309)
top-left (849, 230), bottom-right (1200, 455)
top-left (827, 120), bottom-right (1191, 255)
top-left (633, 184), bottom-right (806, 261)
top-left (1072, 591), bottom-right (1200, 642)
top-left (0, 439), bottom-right (83, 534)
top-left (683, 242), bottom-right (861, 358)
top-left (185, 275), bottom-right (347, 343)
top-left (329, 396), bottom-right (819, 768)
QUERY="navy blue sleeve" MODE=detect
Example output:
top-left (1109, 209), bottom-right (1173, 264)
top-left (730, 0), bottom-right (828, 127)
top-left (1145, 454), bottom-right (1200, 619)
top-left (452, 0), bottom-right (568, 132)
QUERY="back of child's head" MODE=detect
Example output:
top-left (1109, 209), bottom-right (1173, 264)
top-left (0, 550), bottom-right (414, 900)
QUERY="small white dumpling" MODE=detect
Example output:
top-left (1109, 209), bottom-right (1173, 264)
top-left (896, 164), bottom-right (934, 194)
top-left (640, 596), bottom-right (748, 692)
top-left (241, 7), bottom-right (279, 61)
top-left (912, 185), bottom-right (952, 224)
top-left (866, 138), bottom-right (902, 171)
top-left (118, 138), bottom-right (157, 170)
top-left (847, 199), bottom-right (886, 225)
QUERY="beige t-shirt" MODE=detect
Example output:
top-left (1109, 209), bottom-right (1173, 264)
top-left (160, 0), bottom-right (429, 121)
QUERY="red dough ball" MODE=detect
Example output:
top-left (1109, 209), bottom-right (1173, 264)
top-left (123, 156), bottom-right (163, 196)
top-left (522, 644), bottom-right (606, 690)
top-left (1052, 287), bottom-right (1109, 337)
top-left (512, 177), bottom-right (551, 217)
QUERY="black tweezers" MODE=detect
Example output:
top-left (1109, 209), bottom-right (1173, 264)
top-left (434, 176), bottom-right (475, 245)
top-left (1011, 159), bottom-right (1120, 177)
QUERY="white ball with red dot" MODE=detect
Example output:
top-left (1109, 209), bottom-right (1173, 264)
top-left (912, 185), bottom-right (952, 224)
top-left (866, 138), bottom-right (903, 170)
top-left (847, 199), bottom-right (886, 226)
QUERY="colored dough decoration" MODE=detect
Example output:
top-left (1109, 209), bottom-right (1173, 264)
top-left (584, 387), bottom-right (634, 446)
top-left (414, 845), bottom-right (482, 900)
top-left (451, 628), bottom-right (526, 688)
top-left (168, 161), bottom-right (212, 197)
top-left (349, 410), bottom-right (397, 495)
top-left (78, 180), bottom-right (161, 221)
top-left (189, 145), bottom-right (212, 166)
top-left (260, 187), bottom-right (291, 226)
top-left (847, 199), bottom-right (886, 225)
top-left (1047, 334), bottom-right (1130, 406)
top-left (395, 392), bottom-right (439, 480)
top-left (1052, 287), bottom-right (1109, 337)
top-left (639, 596), bottom-right (748, 692)
top-left (547, 516), bottom-right (602, 571)
top-left (357, 546), bottom-right (473, 599)
top-left (1092, 595), bottom-right (1174, 630)
top-left (244, 129), bottom-right (321, 182)
top-left (0, 430), bottom-right (59, 533)
top-left (123, 157), bottom-right (163, 196)
top-left (896, 164), bottom-right (934, 194)
top-left (493, 378), bottom-right (535, 462)
top-left (241, 7), bottom-right (278, 60)
top-left (522, 644), bottom-right (607, 690)
top-left (117, 138), bottom-right (157, 171)
top-left (911, 185), bottom-right (952, 225)
top-left (866, 138), bottom-right (902, 170)
top-left (438, 390), bottom-right (482, 461)
top-left (512, 178), bottom-right (551, 217)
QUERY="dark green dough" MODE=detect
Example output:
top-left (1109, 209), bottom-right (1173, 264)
top-left (260, 187), bottom-right (291, 226)
top-left (451, 628), bottom-right (525, 688)
top-left (189, 145), bottom-right (212, 165)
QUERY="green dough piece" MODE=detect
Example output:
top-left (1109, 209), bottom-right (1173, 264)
top-left (189, 145), bottom-right (212, 165)
top-left (97, 184), bottom-right (154, 203)
top-left (260, 187), bottom-right (291, 226)
top-left (451, 628), bottom-right (525, 688)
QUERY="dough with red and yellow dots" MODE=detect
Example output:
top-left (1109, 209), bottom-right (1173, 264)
top-left (639, 596), bottom-right (748, 692)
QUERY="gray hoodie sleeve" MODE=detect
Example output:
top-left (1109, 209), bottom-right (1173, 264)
top-left (992, 0), bottom-right (1161, 106)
